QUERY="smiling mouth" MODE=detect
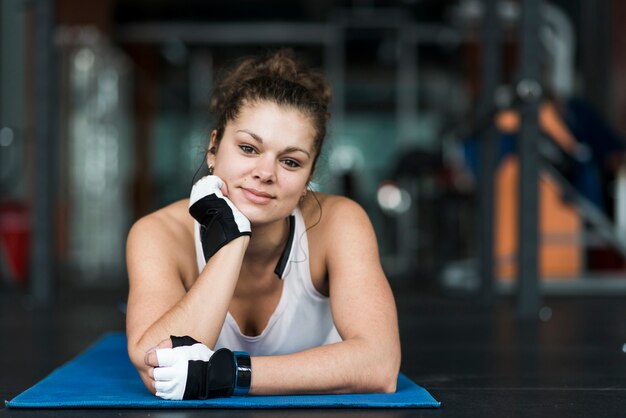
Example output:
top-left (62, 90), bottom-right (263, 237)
top-left (243, 188), bottom-right (272, 198)
top-left (241, 187), bottom-right (274, 203)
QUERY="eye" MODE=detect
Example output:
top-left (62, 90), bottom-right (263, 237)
top-left (281, 158), bottom-right (301, 169)
top-left (239, 144), bottom-right (257, 154)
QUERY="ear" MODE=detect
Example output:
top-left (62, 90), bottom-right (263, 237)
top-left (209, 130), bottom-right (218, 149)
top-left (206, 130), bottom-right (218, 165)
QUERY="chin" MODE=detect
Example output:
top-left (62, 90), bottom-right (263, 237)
top-left (240, 204), bottom-right (295, 226)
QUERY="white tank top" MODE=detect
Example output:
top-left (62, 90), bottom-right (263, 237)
top-left (194, 207), bottom-right (342, 356)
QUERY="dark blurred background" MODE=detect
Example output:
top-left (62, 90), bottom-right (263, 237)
top-left (1, 0), bottom-right (626, 303)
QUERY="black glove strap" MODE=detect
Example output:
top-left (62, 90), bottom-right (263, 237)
top-left (189, 195), bottom-right (250, 261)
top-left (183, 348), bottom-right (236, 400)
top-left (170, 335), bottom-right (200, 348)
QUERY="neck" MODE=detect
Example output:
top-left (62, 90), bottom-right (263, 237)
top-left (245, 216), bottom-right (290, 263)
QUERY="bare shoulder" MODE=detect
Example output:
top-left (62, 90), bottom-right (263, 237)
top-left (128, 199), bottom-right (192, 245)
top-left (301, 192), bottom-right (370, 233)
top-left (300, 192), bottom-right (376, 259)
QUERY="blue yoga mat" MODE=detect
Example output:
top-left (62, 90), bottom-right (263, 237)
top-left (5, 332), bottom-right (440, 409)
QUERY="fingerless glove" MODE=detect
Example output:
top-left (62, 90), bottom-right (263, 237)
top-left (170, 335), bottom-right (251, 400)
top-left (189, 176), bottom-right (251, 261)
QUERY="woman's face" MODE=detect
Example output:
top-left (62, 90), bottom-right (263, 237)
top-left (209, 100), bottom-right (316, 225)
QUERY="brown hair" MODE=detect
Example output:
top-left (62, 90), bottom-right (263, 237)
top-left (210, 49), bottom-right (332, 173)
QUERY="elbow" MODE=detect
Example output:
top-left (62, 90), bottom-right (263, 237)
top-left (376, 362), bottom-right (400, 394)
top-left (383, 345), bottom-right (402, 393)
top-left (127, 339), bottom-right (150, 377)
top-left (127, 339), bottom-right (144, 369)
top-left (127, 340), bottom-right (156, 395)
top-left (361, 367), bottom-right (398, 394)
top-left (379, 380), bottom-right (397, 394)
top-left (379, 368), bottom-right (399, 393)
top-left (380, 344), bottom-right (401, 393)
top-left (363, 349), bottom-right (401, 394)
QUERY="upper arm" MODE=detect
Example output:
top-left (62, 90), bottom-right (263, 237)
top-left (125, 214), bottom-right (187, 355)
top-left (323, 198), bottom-right (399, 347)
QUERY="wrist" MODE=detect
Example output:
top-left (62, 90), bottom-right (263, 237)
top-left (232, 351), bottom-right (252, 396)
top-left (222, 234), bottom-right (250, 251)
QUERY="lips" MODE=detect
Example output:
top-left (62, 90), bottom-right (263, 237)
top-left (241, 187), bottom-right (274, 204)
top-left (243, 188), bottom-right (272, 198)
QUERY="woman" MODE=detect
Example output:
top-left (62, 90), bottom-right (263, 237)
top-left (126, 50), bottom-right (401, 400)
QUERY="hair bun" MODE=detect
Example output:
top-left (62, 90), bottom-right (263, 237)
top-left (210, 49), bottom-right (331, 116)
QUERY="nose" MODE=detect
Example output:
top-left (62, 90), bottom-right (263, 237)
top-left (252, 155), bottom-right (276, 183)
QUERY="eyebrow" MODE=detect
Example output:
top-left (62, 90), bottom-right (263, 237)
top-left (237, 129), bottom-right (264, 143)
top-left (236, 129), bottom-right (311, 158)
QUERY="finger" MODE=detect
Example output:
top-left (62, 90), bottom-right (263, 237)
top-left (158, 338), bottom-right (173, 349)
top-left (144, 350), bottom-right (160, 367)
top-left (155, 391), bottom-right (169, 400)
top-left (155, 348), bottom-right (177, 367)
top-left (212, 175), bottom-right (224, 189)
top-left (153, 366), bottom-right (177, 382)
top-left (190, 175), bottom-right (223, 204)
top-left (155, 381), bottom-right (174, 399)
top-left (148, 367), bottom-right (154, 379)
top-left (220, 180), bottom-right (229, 197)
top-left (203, 174), bottom-right (223, 192)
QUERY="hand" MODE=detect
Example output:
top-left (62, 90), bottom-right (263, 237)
top-left (145, 336), bottom-right (215, 400)
top-left (189, 175), bottom-right (251, 262)
top-left (145, 335), bottom-right (251, 400)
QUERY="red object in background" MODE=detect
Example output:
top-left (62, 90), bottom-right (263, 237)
top-left (0, 201), bottom-right (31, 285)
top-left (587, 246), bottom-right (626, 272)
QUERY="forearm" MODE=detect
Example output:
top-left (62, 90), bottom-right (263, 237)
top-left (249, 338), bottom-right (400, 395)
top-left (130, 237), bottom-right (249, 362)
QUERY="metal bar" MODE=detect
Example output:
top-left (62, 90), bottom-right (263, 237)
top-left (397, 22), bottom-right (418, 147)
top-left (116, 23), bottom-right (336, 44)
top-left (116, 21), bottom-right (463, 46)
top-left (324, 26), bottom-right (344, 133)
top-left (477, 0), bottom-right (501, 303)
top-left (1, 0), bottom-right (26, 196)
top-left (541, 162), bottom-right (626, 257)
top-left (579, 0), bottom-right (611, 117)
top-left (410, 25), bottom-right (462, 45)
top-left (331, 8), bottom-right (413, 28)
top-left (498, 275), bottom-right (626, 296)
top-left (31, 0), bottom-right (57, 305)
top-left (517, 0), bottom-right (543, 318)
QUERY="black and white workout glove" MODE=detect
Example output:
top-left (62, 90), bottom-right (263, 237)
top-left (189, 176), bottom-right (251, 262)
top-left (154, 336), bottom-right (252, 400)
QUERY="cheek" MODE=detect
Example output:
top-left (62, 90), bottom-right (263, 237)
top-left (215, 158), bottom-right (249, 182)
top-left (286, 186), bottom-right (308, 207)
top-left (280, 174), bottom-right (308, 196)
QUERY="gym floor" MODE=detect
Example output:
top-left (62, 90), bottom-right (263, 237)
top-left (2, 284), bottom-right (626, 417)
